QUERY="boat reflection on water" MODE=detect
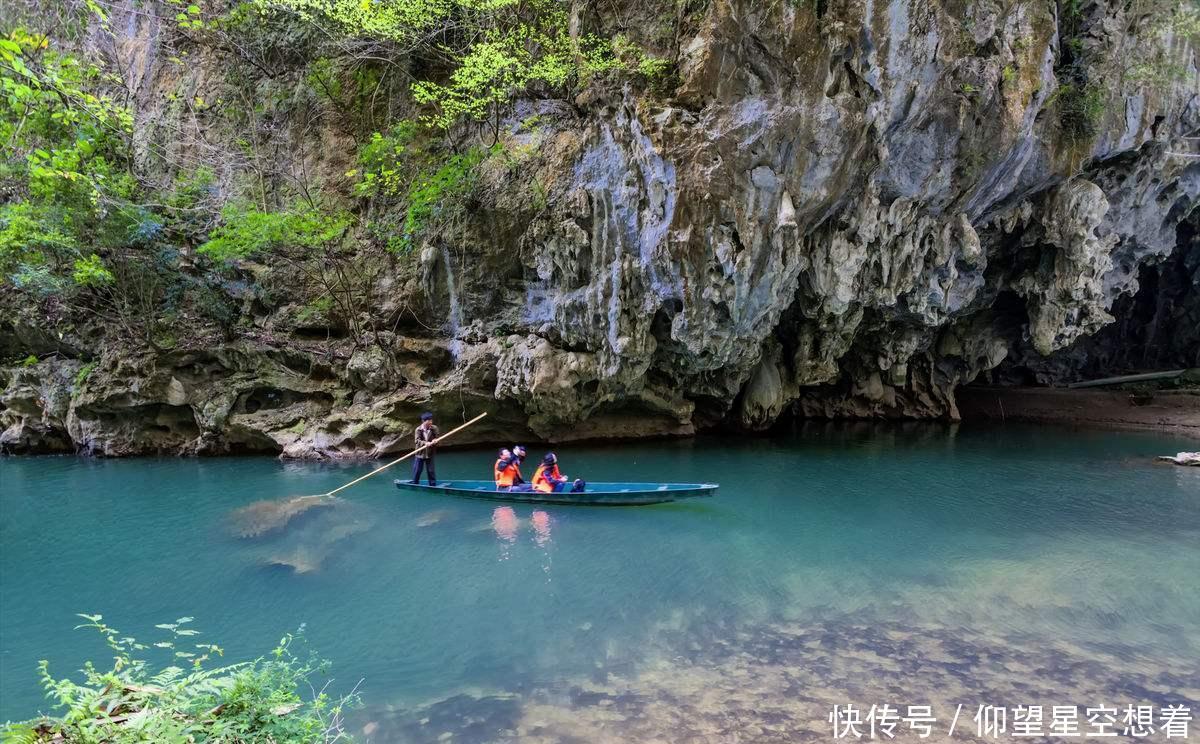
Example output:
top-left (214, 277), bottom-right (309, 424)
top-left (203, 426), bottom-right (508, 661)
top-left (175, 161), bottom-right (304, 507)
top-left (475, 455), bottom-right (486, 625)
top-left (489, 507), bottom-right (554, 575)
top-left (491, 506), bottom-right (519, 542)
top-left (531, 510), bottom-right (551, 547)
top-left (531, 510), bottom-right (553, 581)
top-left (492, 506), bottom-right (518, 560)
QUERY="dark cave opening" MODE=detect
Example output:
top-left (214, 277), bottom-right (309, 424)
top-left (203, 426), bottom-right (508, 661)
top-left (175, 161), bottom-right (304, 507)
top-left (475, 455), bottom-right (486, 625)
top-left (984, 209), bottom-right (1199, 386)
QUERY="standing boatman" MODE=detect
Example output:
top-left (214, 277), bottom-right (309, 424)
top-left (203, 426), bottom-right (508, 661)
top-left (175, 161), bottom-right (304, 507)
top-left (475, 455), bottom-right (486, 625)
top-left (411, 412), bottom-right (439, 485)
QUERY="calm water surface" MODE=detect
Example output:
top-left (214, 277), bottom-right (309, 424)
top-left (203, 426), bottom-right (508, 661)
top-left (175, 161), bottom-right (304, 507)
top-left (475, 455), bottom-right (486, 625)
top-left (2, 423), bottom-right (1198, 741)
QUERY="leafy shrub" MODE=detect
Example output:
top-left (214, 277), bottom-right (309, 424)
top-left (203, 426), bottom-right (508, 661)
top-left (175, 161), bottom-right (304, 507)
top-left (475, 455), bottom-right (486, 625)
top-left (350, 121), bottom-right (420, 199)
top-left (0, 28), bottom-right (135, 293)
top-left (198, 205), bottom-right (352, 262)
top-left (71, 255), bottom-right (113, 287)
top-left (399, 147), bottom-right (491, 252)
top-left (1052, 81), bottom-right (1105, 139)
top-left (0, 203), bottom-right (78, 287)
top-left (350, 124), bottom-right (492, 252)
top-left (295, 295), bottom-right (333, 325)
top-left (72, 361), bottom-right (96, 390)
top-left (261, 0), bottom-right (648, 133)
top-left (2, 615), bottom-right (357, 743)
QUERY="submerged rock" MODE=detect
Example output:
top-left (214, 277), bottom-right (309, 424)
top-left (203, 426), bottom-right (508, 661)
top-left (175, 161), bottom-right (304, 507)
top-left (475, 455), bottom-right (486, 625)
top-left (228, 495), bottom-right (338, 539)
top-left (415, 509), bottom-right (457, 528)
top-left (261, 517), bottom-right (372, 574)
top-left (246, 497), bottom-right (376, 573)
top-left (355, 614), bottom-right (1200, 743)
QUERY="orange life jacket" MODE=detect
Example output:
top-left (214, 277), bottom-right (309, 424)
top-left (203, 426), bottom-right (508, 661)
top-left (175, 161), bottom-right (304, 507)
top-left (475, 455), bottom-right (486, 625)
top-left (532, 463), bottom-right (562, 493)
top-left (494, 458), bottom-right (521, 487)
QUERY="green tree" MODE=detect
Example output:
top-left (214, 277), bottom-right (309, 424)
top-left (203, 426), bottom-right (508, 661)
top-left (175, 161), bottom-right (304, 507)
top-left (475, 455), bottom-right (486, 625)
top-left (258, 0), bottom-right (627, 137)
top-left (0, 27), bottom-right (133, 291)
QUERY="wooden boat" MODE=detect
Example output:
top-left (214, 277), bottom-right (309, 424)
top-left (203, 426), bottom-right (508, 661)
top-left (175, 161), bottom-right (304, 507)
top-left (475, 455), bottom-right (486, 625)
top-left (393, 479), bottom-right (718, 506)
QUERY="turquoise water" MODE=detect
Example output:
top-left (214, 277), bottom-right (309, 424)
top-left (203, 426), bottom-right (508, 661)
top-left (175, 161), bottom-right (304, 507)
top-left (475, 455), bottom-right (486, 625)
top-left (2, 423), bottom-right (1198, 741)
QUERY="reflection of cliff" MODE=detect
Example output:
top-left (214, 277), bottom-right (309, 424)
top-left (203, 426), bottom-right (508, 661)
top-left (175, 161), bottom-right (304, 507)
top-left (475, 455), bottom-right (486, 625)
top-left (3, 0), bottom-right (1199, 456)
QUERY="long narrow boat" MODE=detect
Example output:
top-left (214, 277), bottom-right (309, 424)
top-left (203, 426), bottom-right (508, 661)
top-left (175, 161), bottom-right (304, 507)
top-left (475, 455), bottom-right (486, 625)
top-left (394, 479), bottom-right (717, 506)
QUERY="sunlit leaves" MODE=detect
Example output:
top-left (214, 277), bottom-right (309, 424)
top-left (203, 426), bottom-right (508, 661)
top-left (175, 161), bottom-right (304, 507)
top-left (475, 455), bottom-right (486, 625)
top-left (400, 145), bottom-right (490, 250)
top-left (257, 0), bottom-right (459, 44)
top-left (71, 254), bottom-right (113, 286)
top-left (198, 204), bottom-right (352, 262)
top-left (5, 618), bottom-right (358, 742)
top-left (0, 26), bottom-right (137, 291)
top-left (261, 0), bottom-right (629, 131)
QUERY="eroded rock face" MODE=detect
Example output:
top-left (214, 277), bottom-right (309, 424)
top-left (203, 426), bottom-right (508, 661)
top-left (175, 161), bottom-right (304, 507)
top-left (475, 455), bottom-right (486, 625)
top-left (2, 0), bottom-right (1198, 456)
top-left (0, 362), bottom-right (79, 453)
top-left (478, 0), bottom-right (1199, 431)
top-left (995, 210), bottom-right (1200, 383)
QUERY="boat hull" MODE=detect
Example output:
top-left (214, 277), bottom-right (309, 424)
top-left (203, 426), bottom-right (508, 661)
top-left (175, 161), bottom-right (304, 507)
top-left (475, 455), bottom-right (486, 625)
top-left (393, 479), bottom-right (717, 506)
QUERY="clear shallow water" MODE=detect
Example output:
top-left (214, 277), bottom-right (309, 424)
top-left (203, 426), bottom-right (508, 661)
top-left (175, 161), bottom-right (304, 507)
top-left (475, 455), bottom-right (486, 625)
top-left (2, 423), bottom-right (1198, 741)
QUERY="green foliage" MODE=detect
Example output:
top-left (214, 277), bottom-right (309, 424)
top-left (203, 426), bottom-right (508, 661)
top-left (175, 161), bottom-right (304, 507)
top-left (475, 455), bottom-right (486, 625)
top-left (400, 146), bottom-right (491, 251)
top-left (612, 34), bottom-right (674, 87)
top-left (0, 27), bottom-right (139, 293)
top-left (260, 0), bottom-right (652, 132)
top-left (260, 0), bottom-right (458, 44)
top-left (1052, 0), bottom-right (1104, 142)
top-left (0, 203), bottom-right (76, 291)
top-left (295, 295), bottom-right (333, 325)
top-left (198, 205), bottom-right (352, 262)
top-left (305, 57), bottom-right (343, 104)
top-left (167, 0), bottom-right (208, 31)
top-left (73, 361), bottom-right (96, 389)
top-left (2, 615), bottom-right (356, 743)
top-left (1124, 2), bottom-right (1200, 88)
top-left (72, 254), bottom-right (113, 286)
top-left (350, 121), bottom-right (492, 251)
top-left (1051, 81), bottom-right (1105, 139)
top-left (529, 177), bottom-right (548, 212)
top-left (408, 1), bottom-right (617, 132)
top-left (350, 121), bottom-right (421, 199)
top-left (636, 55), bottom-right (672, 80)
top-left (20, 354), bottom-right (38, 367)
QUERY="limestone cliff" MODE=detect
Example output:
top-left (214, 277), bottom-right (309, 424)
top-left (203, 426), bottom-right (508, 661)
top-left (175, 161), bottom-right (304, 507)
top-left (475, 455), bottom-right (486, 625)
top-left (2, 0), bottom-right (1198, 456)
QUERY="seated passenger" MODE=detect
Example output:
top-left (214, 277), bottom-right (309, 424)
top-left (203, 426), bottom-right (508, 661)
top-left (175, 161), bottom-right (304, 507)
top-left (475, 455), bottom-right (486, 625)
top-left (506, 445), bottom-right (534, 491)
top-left (509, 445), bottom-right (527, 484)
top-left (532, 453), bottom-right (585, 493)
top-left (494, 448), bottom-right (522, 489)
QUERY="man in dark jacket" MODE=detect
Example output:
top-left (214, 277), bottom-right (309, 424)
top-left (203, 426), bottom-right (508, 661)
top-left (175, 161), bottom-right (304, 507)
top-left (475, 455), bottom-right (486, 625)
top-left (411, 412), bottom-right (439, 485)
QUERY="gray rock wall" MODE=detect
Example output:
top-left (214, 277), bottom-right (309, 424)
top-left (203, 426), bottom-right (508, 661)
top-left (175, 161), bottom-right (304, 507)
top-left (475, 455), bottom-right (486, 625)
top-left (2, 0), bottom-right (1198, 456)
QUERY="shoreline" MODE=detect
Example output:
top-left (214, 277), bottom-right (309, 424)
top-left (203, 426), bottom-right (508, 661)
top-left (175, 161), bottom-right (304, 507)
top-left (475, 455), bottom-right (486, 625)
top-left (6, 389), bottom-right (1200, 460)
top-left (956, 386), bottom-right (1200, 442)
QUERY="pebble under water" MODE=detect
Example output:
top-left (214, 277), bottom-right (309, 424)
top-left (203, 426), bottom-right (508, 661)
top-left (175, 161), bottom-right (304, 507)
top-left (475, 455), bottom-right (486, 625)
top-left (1, 423), bottom-right (1198, 742)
